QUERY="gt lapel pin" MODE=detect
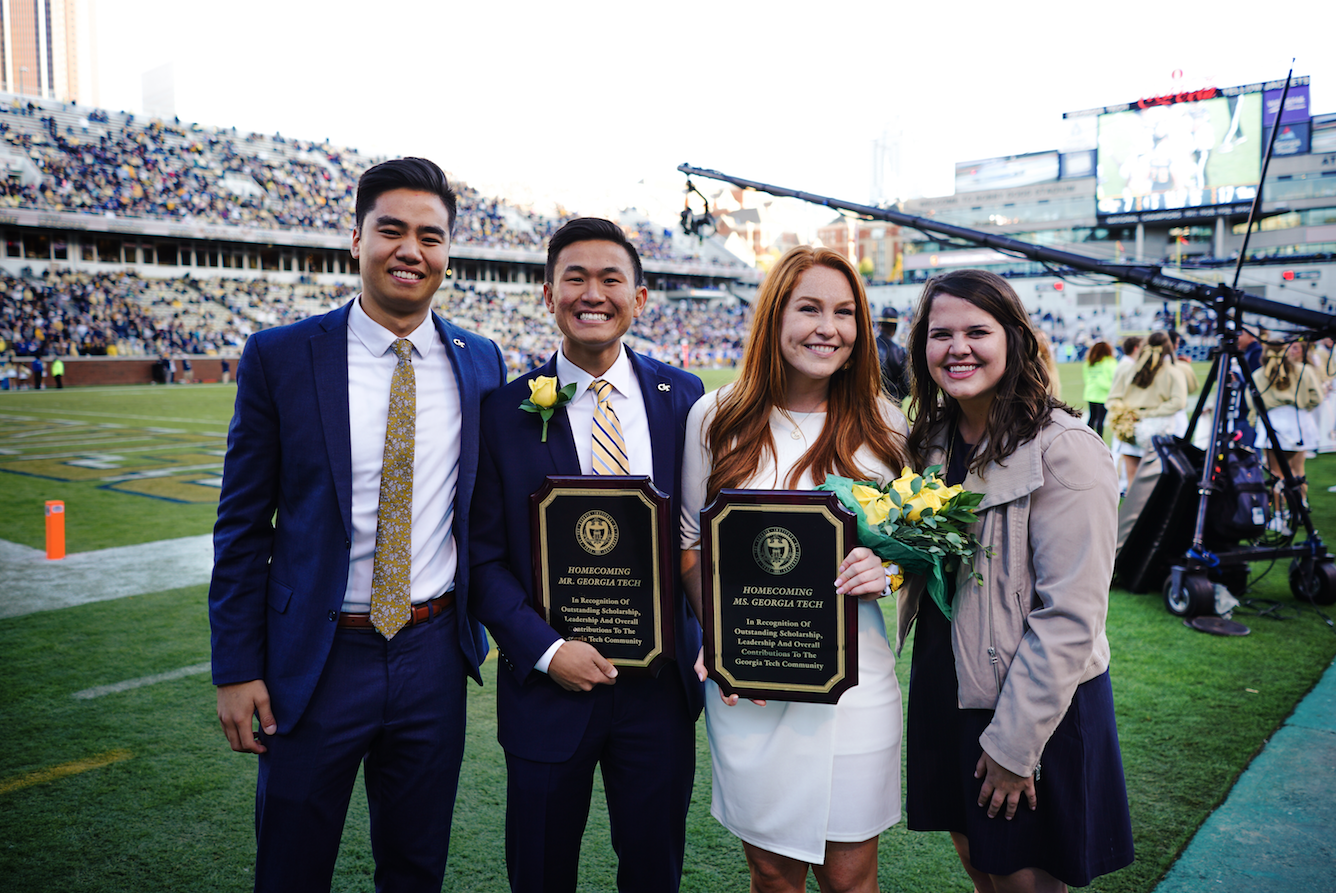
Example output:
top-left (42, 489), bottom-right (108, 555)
top-left (657, 382), bottom-right (671, 392)
top-left (453, 338), bottom-right (465, 348)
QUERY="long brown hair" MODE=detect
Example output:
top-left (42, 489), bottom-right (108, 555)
top-left (1086, 340), bottom-right (1113, 365)
top-left (704, 246), bottom-right (904, 501)
top-left (1131, 331), bottom-right (1171, 389)
top-left (905, 269), bottom-right (1076, 473)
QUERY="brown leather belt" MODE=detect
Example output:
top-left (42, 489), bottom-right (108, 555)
top-left (337, 591), bottom-right (455, 630)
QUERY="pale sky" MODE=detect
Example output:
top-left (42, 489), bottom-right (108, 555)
top-left (92, 0), bottom-right (1334, 237)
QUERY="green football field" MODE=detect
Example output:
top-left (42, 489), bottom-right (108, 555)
top-left (1, 372), bottom-right (1334, 892)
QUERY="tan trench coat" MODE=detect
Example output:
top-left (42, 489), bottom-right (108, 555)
top-left (896, 409), bottom-right (1119, 776)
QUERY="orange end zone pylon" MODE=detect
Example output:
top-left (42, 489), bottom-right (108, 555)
top-left (45, 500), bottom-right (65, 560)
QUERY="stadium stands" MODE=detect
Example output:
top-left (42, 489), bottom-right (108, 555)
top-left (0, 268), bottom-right (751, 375)
top-left (0, 96), bottom-right (711, 263)
top-left (0, 94), bottom-right (754, 375)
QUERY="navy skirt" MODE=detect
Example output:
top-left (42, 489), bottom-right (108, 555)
top-left (906, 595), bottom-right (1135, 886)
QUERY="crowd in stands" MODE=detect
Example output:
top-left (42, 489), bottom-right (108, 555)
top-left (0, 96), bottom-right (728, 266)
top-left (4, 262), bottom-right (1210, 374)
top-left (1, 111), bottom-right (362, 230)
top-left (0, 268), bottom-right (753, 378)
top-left (436, 284), bottom-right (751, 376)
top-left (0, 269), bottom-right (229, 358)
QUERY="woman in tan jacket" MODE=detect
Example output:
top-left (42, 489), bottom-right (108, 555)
top-left (1106, 331), bottom-right (1187, 482)
top-left (1252, 341), bottom-right (1324, 525)
top-left (900, 270), bottom-right (1132, 893)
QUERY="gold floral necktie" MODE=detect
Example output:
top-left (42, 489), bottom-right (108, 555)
top-left (590, 379), bottom-right (628, 475)
top-left (370, 338), bottom-right (415, 639)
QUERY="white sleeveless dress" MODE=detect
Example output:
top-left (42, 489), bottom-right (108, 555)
top-left (681, 387), bottom-right (904, 864)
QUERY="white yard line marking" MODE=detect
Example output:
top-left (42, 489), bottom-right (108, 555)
top-left (101, 464), bottom-right (225, 482)
top-left (72, 663), bottom-right (212, 700)
top-left (6, 406), bottom-right (231, 425)
top-left (0, 535), bottom-right (214, 619)
top-left (7, 441), bottom-right (227, 461)
top-left (0, 437), bottom-right (166, 451)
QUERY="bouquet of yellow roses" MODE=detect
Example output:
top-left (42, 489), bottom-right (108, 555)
top-left (818, 466), bottom-right (985, 621)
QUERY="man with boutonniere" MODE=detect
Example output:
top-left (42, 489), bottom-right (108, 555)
top-left (470, 217), bottom-right (704, 893)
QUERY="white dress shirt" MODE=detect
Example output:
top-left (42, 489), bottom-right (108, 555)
top-left (342, 297), bottom-right (462, 612)
top-left (555, 345), bottom-right (653, 476)
top-left (537, 345), bottom-right (653, 671)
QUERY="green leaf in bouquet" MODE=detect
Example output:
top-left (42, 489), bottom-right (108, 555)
top-left (954, 491), bottom-right (985, 510)
top-left (923, 464), bottom-right (943, 478)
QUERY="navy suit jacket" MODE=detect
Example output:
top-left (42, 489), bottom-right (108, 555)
top-left (208, 299), bottom-right (506, 732)
top-left (470, 349), bottom-right (705, 762)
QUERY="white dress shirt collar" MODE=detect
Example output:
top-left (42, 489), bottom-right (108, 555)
top-left (349, 295), bottom-right (439, 361)
top-left (555, 343), bottom-right (635, 399)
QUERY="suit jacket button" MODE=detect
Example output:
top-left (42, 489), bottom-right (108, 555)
top-left (328, 610), bottom-right (337, 621)
top-left (344, 539), bottom-right (351, 549)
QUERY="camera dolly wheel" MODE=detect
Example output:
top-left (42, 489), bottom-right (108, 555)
top-left (1164, 568), bottom-right (1215, 617)
top-left (1289, 558), bottom-right (1336, 606)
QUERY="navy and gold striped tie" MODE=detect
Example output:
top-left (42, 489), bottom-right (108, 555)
top-left (590, 379), bottom-right (629, 476)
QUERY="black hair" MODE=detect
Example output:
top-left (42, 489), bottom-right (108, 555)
top-left (544, 217), bottom-right (645, 288)
top-left (355, 157), bottom-right (457, 234)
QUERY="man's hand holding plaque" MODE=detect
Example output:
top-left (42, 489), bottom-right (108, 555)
top-left (531, 475), bottom-right (674, 674)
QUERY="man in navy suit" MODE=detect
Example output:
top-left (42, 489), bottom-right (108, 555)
top-left (470, 218), bottom-right (705, 892)
top-left (209, 157), bottom-right (506, 892)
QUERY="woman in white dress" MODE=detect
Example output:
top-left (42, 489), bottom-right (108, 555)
top-left (680, 245), bottom-right (908, 893)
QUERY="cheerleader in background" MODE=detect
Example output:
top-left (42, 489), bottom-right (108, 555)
top-left (1106, 332), bottom-right (1187, 483)
top-left (1251, 341), bottom-right (1324, 533)
top-left (1310, 338), bottom-right (1336, 454)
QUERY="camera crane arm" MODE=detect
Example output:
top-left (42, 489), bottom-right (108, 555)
top-left (680, 145), bottom-right (1336, 610)
top-left (676, 163), bottom-right (1336, 335)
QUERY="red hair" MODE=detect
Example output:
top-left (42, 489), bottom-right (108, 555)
top-left (704, 246), bottom-right (904, 501)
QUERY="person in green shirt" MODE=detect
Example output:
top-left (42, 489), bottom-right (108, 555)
top-left (51, 358), bottom-right (65, 389)
top-left (1082, 341), bottom-right (1116, 436)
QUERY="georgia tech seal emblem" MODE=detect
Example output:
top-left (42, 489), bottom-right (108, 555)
top-left (753, 526), bottom-right (801, 575)
top-left (576, 510), bottom-right (619, 556)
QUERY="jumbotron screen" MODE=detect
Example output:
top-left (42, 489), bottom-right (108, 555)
top-left (1096, 93), bottom-right (1262, 217)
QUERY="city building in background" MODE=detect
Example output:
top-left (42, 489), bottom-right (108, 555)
top-left (816, 216), bottom-right (904, 284)
top-left (1, 0), bottom-right (80, 102)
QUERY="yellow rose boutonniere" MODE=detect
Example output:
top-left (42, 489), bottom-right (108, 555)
top-left (518, 375), bottom-right (576, 442)
top-left (528, 376), bottom-right (559, 409)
